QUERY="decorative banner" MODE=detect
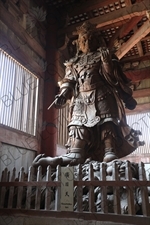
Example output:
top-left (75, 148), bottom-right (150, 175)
top-left (61, 167), bottom-right (74, 211)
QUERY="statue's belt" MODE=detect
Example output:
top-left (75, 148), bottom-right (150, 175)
top-left (79, 82), bottom-right (103, 92)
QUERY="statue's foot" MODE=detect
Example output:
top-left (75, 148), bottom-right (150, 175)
top-left (32, 155), bottom-right (62, 167)
top-left (32, 154), bottom-right (45, 166)
top-left (61, 152), bottom-right (86, 166)
top-left (44, 157), bottom-right (63, 167)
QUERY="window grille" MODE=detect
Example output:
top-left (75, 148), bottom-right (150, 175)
top-left (0, 49), bottom-right (39, 136)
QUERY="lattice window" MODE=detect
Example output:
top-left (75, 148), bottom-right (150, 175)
top-left (0, 49), bottom-right (39, 135)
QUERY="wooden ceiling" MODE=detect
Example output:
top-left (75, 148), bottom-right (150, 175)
top-left (45, 0), bottom-right (150, 114)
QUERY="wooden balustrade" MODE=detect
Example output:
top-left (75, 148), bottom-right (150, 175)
top-left (0, 161), bottom-right (150, 224)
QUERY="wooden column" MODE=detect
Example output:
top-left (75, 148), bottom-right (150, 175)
top-left (41, 8), bottom-right (59, 156)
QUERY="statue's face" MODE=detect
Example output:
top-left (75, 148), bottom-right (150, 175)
top-left (78, 32), bottom-right (97, 54)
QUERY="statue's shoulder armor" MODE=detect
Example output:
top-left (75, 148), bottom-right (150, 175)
top-left (64, 55), bottom-right (79, 67)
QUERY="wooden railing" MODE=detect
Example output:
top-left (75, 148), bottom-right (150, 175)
top-left (0, 161), bottom-right (150, 225)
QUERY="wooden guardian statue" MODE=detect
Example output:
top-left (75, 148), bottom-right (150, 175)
top-left (33, 22), bottom-right (144, 168)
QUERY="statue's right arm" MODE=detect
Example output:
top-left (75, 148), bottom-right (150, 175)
top-left (55, 62), bottom-right (76, 108)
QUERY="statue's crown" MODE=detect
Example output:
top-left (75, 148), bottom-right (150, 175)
top-left (76, 21), bottom-right (96, 35)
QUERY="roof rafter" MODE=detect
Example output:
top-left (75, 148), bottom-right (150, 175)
top-left (126, 103), bottom-right (150, 114)
top-left (109, 16), bottom-right (143, 48)
top-left (133, 88), bottom-right (150, 98)
top-left (121, 52), bottom-right (150, 63)
top-left (125, 67), bottom-right (150, 81)
top-left (116, 19), bottom-right (150, 59)
top-left (60, 0), bottom-right (149, 37)
top-left (66, 0), bottom-right (122, 17)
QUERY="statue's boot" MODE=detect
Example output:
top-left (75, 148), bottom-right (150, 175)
top-left (32, 148), bottom-right (85, 167)
top-left (103, 147), bottom-right (118, 163)
top-left (61, 148), bottom-right (86, 166)
top-left (32, 155), bottom-right (63, 167)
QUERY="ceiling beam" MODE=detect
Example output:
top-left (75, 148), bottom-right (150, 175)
top-left (116, 19), bottom-right (150, 59)
top-left (133, 88), bottom-right (150, 98)
top-left (109, 16), bottom-right (143, 48)
top-left (125, 68), bottom-right (150, 81)
top-left (124, 0), bottom-right (132, 6)
top-left (134, 26), bottom-right (144, 57)
top-left (121, 52), bottom-right (150, 63)
top-left (61, 0), bottom-right (149, 37)
top-left (66, 0), bottom-right (122, 17)
top-left (125, 103), bottom-right (150, 115)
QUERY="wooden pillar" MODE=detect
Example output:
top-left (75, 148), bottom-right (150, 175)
top-left (40, 8), bottom-right (59, 157)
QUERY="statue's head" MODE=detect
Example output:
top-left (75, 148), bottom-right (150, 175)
top-left (76, 21), bottom-right (98, 54)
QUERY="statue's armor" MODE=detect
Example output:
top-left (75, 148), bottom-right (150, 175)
top-left (60, 49), bottom-right (144, 160)
top-left (64, 50), bottom-right (119, 127)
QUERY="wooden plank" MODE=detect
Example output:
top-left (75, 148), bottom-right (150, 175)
top-left (125, 103), bottom-right (150, 115)
top-left (25, 166), bottom-right (33, 209)
top-left (116, 20), bottom-right (150, 59)
top-left (0, 2), bottom-right (46, 60)
top-left (0, 168), bottom-right (8, 208)
top-left (100, 162), bottom-right (108, 213)
top-left (133, 88), bottom-right (150, 98)
top-left (1, 180), bottom-right (150, 187)
top-left (55, 165), bottom-right (61, 211)
top-left (77, 164), bottom-right (83, 212)
top-left (35, 166), bottom-right (42, 210)
top-left (125, 0), bottom-right (132, 6)
top-left (138, 162), bottom-right (150, 216)
top-left (59, 0), bottom-right (149, 37)
top-left (66, 0), bottom-right (120, 17)
top-left (136, 41), bottom-right (144, 57)
top-left (88, 163), bottom-right (95, 212)
top-left (16, 167), bottom-right (24, 208)
top-left (45, 165), bottom-right (52, 210)
top-left (134, 25), bottom-right (144, 57)
top-left (92, 1), bottom-right (148, 30)
top-left (109, 16), bottom-right (143, 48)
top-left (112, 162), bottom-right (121, 214)
top-left (0, 209), bottom-right (150, 225)
top-left (121, 52), bottom-right (150, 63)
top-left (119, 16), bottom-right (143, 39)
top-left (125, 67), bottom-right (150, 81)
top-left (125, 161), bottom-right (135, 215)
top-left (8, 168), bottom-right (16, 208)
top-left (0, 125), bottom-right (39, 152)
top-left (0, 31), bottom-right (45, 78)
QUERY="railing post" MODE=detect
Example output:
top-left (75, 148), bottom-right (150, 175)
top-left (77, 164), bottom-right (83, 212)
top-left (35, 166), bottom-right (42, 210)
top-left (17, 167), bottom-right (24, 209)
top-left (45, 165), bottom-right (51, 210)
top-left (100, 162), bottom-right (108, 213)
top-left (8, 168), bottom-right (16, 208)
top-left (26, 166), bottom-right (33, 209)
top-left (112, 161), bottom-right (121, 214)
top-left (138, 162), bottom-right (150, 216)
top-left (89, 163), bottom-right (95, 212)
top-left (0, 168), bottom-right (8, 208)
top-left (55, 165), bottom-right (61, 211)
top-left (125, 161), bottom-right (135, 215)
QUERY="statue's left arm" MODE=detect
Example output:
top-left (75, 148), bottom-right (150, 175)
top-left (100, 48), bottom-right (137, 110)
